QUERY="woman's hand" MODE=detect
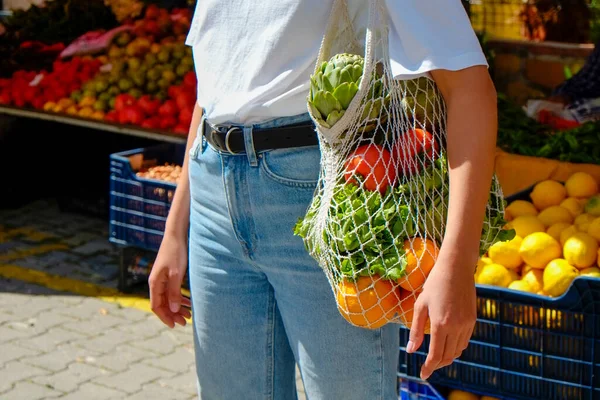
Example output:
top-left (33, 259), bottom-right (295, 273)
top-left (406, 250), bottom-right (477, 380)
top-left (149, 234), bottom-right (192, 328)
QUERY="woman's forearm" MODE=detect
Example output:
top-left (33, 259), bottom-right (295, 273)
top-left (432, 67), bottom-right (498, 267)
top-left (164, 103), bottom-right (203, 240)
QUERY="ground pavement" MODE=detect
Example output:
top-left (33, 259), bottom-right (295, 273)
top-left (0, 199), bottom-right (306, 399)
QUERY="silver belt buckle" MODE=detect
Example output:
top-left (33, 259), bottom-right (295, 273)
top-left (225, 126), bottom-right (243, 154)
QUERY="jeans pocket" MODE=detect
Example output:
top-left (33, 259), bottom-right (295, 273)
top-left (260, 146), bottom-right (321, 188)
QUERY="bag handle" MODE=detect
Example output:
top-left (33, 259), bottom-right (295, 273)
top-left (311, 0), bottom-right (390, 143)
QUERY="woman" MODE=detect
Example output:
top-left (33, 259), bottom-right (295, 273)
top-left (149, 1), bottom-right (498, 398)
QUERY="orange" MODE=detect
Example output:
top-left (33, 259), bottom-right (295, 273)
top-left (336, 275), bottom-right (399, 329)
top-left (398, 238), bottom-right (439, 291)
top-left (398, 289), bottom-right (431, 334)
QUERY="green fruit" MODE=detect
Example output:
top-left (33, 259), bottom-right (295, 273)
top-left (98, 92), bottom-right (111, 102)
top-left (128, 88), bottom-right (143, 99)
top-left (128, 57), bottom-right (142, 71)
top-left (145, 53), bottom-right (158, 67)
top-left (93, 99), bottom-right (108, 112)
top-left (157, 78), bottom-right (171, 89)
top-left (111, 60), bottom-right (126, 74)
top-left (146, 81), bottom-right (158, 93)
top-left (147, 68), bottom-right (162, 82)
top-left (162, 70), bottom-right (177, 83)
top-left (176, 64), bottom-right (189, 77)
top-left (157, 50), bottom-right (170, 63)
top-left (70, 90), bottom-right (82, 102)
top-left (182, 56), bottom-right (194, 67)
top-left (108, 86), bottom-right (121, 96)
top-left (95, 79), bottom-right (109, 93)
top-left (118, 78), bottom-right (134, 91)
top-left (172, 48), bottom-right (185, 60)
top-left (308, 53), bottom-right (364, 128)
top-left (115, 32), bottom-right (132, 47)
top-left (83, 89), bottom-right (96, 99)
top-left (109, 97), bottom-right (116, 109)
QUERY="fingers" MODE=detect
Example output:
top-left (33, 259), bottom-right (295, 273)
top-left (438, 334), bottom-right (459, 369)
top-left (167, 268), bottom-right (183, 313)
top-left (407, 301), bottom-right (428, 353)
top-left (420, 324), bottom-right (444, 380)
top-left (149, 269), bottom-right (176, 328)
top-left (181, 296), bottom-right (192, 308)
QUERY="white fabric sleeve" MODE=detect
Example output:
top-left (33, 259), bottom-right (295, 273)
top-left (385, 0), bottom-right (488, 79)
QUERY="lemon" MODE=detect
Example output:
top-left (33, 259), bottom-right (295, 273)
top-left (488, 236), bottom-right (523, 269)
top-left (505, 215), bottom-right (545, 238)
top-left (563, 232), bottom-right (599, 269)
top-left (560, 197), bottom-right (584, 217)
top-left (505, 200), bottom-right (538, 220)
top-left (509, 268), bottom-right (520, 282)
top-left (565, 172), bottom-right (599, 198)
top-left (585, 195), bottom-right (600, 217)
top-left (522, 268), bottom-right (544, 293)
top-left (475, 257), bottom-right (493, 280)
top-left (530, 180), bottom-right (567, 210)
top-left (537, 206), bottom-right (573, 227)
top-left (544, 259), bottom-right (579, 297)
top-left (575, 213), bottom-right (596, 231)
top-left (587, 217), bottom-right (600, 242)
top-left (509, 280), bottom-right (534, 293)
top-left (580, 266), bottom-right (600, 278)
top-left (519, 232), bottom-right (562, 269)
top-left (522, 264), bottom-right (534, 275)
top-left (560, 225), bottom-right (579, 246)
top-left (476, 263), bottom-right (513, 287)
top-left (448, 390), bottom-right (479, 400)
top-left (547, 222), bottom-right (572, 242)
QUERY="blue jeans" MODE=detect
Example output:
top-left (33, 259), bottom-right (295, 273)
top-left (188, 114), bottom-right (400, 400)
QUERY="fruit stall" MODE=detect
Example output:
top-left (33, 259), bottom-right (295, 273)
top-left (0, 0), bottom-right (195, 143)
top-left (4, 1), bottom-right (600, 400)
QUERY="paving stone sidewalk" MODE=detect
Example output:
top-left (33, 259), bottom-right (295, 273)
top-left (0, 199), bottom-right (307, 399)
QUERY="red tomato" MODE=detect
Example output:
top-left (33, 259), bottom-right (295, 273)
top-left (392, 128), bottom-right (438, 177)
top-left (344, 144), bottom-right (395, 194)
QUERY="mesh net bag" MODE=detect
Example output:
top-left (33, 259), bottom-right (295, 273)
top-left (293, 0), bottom-right (515, 330)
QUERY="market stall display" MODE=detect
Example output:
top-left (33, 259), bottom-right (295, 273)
top-left (0, 2), bottom-right (195, 139)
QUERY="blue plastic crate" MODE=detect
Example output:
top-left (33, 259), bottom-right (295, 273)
top-left (109, 143), bottom-right (185, 251)
top-left (399, 378), bottom-right (444, 400)
top-left (400, 276), bottom-right (600, 400)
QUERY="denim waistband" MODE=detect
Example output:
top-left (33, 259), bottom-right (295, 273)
top-left (204, 110), bottom-right (313, 130)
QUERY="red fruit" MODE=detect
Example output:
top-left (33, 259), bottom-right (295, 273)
top-left (0, 92), bottom-right (11, 105)
top-left (121, 105), bottom-right (145, 125)
top-left (167, 85), bottom-right (182, 99)
top-left (115, 94), bottom-right (136, 112)
top-left (145, 4), bottom-right (161, 19)
top-left (344, 144), bottom-right (395, 194)
top-left (183, 71), bottom-right (197, 88)
top-left (173, 124), bottom-right (189, 134)
top-left (159, 116), bottom-right (177, 130)
top-left (105, 110), bottom-right (119, 123)
top-left (391, 129), bottom-right (438, 177)
top-left (143, 20), bottom-right (161, 36)
top-left (31, 97), bottom-right (45, 109)
top-left (175, 91), bottom-right (194, 111)
top-left (178, 107), bottom-right (193, 127)
top-left (158, 100), bottom-right (178, 116)
top-left (141, 117), bottom-right (160, 129)
top-left (137, 95), bottom-right (161, 116)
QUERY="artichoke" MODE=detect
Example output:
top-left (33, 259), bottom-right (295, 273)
top-left (308, 53), bottom-right (363, 128)
top-left (400, 77), bottom-right (440, 129)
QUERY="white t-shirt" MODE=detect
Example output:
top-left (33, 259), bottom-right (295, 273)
top-left (185, 0), bottom-right (487, 125)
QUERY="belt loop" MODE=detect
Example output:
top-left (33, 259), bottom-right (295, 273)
top-left (243, 126), bottom-right (258, 167)
top-left (190, 113), bottom-right (207, 159)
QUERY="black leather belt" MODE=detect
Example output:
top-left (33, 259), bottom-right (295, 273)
top-left (203, 119), bottom-right (318, 154)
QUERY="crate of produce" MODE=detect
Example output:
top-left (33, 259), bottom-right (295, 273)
top-left (109, 143), bottom-right (185, 251)
top-left (399, 175), bottom-right (600, 400)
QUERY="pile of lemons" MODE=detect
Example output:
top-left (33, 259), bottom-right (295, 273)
top-left (448, 389), bottom-right (498, 400)
top-left (477, 171), bottom-right (600, 297)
